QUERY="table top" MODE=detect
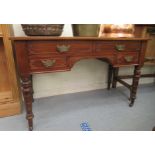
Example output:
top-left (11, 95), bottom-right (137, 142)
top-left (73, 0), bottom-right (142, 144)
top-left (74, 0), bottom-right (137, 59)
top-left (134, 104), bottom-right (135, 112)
top-left (10, 36), bottom-right (149, 41)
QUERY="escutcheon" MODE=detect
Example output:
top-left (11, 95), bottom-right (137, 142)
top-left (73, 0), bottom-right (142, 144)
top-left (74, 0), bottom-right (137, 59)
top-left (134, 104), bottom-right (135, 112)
top-left (41, 59), bottom-right (56, 68)
top-left (56, 45), bottom-right (70, 53)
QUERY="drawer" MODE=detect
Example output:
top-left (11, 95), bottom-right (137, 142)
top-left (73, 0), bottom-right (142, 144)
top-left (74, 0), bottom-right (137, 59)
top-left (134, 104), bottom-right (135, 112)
top-left (63, 41), bottom-right (93, 55)
top-left (27, 41), bottom-right (92, 56)
top-left (29, 55), bottom-right (68, 73)
top-left (95, 41), bottom-right (141, 53)
top-left (117, 52), bottom-right (139, 65)
top-left (27, 41), bottom-right (63, 55)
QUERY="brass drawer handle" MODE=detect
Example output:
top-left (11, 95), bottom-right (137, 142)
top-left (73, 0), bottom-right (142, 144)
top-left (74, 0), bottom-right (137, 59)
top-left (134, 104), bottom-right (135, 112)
top-left (56, 45), bottom-right (70, 53)
top-left (115, 45), bottom-right (125, 51)
top-left (124, 56), bottom-right (134, 62)
top-left (41, 59), bottom-right (56, 68)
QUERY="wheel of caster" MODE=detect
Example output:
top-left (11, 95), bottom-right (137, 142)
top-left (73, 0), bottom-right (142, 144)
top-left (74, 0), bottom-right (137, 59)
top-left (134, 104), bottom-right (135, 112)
top-left (129, 103), bottom-right (134, 107)
top-left (29, 126), bottom-right (33, 131)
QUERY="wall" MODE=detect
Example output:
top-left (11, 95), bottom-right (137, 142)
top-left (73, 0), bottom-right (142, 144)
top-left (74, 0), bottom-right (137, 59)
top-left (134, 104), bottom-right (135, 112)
top-left (13, 24), bottom-right (155, 98)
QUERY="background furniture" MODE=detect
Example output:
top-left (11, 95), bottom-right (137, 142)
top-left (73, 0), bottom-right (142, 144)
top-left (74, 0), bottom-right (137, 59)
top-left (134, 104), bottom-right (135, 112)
top-left (107, 25), bottom-right (155, 94)
top-left (135, 24), bottom-right (155, 77)
top-left (11, 37), bottom-right (148, 130)
top-left (0, 24), bottom-right (21, 117)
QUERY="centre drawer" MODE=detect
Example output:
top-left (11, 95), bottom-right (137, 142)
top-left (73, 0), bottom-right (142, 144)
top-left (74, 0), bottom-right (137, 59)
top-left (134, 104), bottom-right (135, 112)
top-left (95, 41), bottom-right (141, 53)
top-left (29, 55), bottom-right (68, 73)
top-left (27, 40), bottom-right (93, 56)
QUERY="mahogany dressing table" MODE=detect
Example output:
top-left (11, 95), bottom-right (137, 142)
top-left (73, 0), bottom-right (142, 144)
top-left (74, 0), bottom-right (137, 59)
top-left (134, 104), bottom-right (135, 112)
top-left (10, 36), bottom-right (148, 130)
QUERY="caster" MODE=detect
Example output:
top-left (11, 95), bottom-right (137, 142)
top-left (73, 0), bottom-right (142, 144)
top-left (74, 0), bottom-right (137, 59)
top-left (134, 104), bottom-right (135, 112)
top-left (29, 126), bottom-right (33, 131)
top-left (129, 103), bottom-right (134, 107)
top-left (129, 100), bottom-right (134, 107)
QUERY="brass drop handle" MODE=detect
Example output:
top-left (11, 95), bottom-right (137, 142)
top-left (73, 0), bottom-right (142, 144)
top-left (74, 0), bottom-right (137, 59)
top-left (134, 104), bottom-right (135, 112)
top-left (56, 45), bottom-right (70, 53)
top-left (41, 59), bottom-right (56, 68)
top-left (124, 56), bottom-right (133, 62)
top-left (115, 44), bottom-right (125, 51)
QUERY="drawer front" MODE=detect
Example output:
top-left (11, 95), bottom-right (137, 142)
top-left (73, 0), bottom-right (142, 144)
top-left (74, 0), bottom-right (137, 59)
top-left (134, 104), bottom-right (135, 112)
top-left (27, 41), bottom-right (63, 55)
top-left (27, 41), bottom-right (92, 56)
top-left (95, 41), bottom-right (141, 53)
top-left (63, 41), bottom-right (92, 55)
top-left (117, 52), bottom-right (139, 65)
top-left (29, 55), bottom-right (68, 72)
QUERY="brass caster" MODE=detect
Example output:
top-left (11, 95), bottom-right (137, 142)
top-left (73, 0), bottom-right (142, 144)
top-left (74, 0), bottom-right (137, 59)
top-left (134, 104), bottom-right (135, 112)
top-left (129, 101), bottom-right (134, 107)
top-left (29, 126), bottom-right (33, 131)
top-left (129, 104), bottom-right (134, 107)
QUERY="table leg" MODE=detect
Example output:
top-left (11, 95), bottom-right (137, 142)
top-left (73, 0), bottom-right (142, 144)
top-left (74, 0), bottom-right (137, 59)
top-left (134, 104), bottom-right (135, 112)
top-left (129, 66), bottom-right (141, 107)
top-left (21, 75), bottom-right (34, 131)
top-left (107, 64), bottom-right (113, 90)
top-left (112, 67), bottom-right (119, 88)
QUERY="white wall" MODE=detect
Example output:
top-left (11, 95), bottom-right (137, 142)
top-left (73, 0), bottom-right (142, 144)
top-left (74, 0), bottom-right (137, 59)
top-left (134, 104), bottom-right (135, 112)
top-left (13, 24), bottom-right (155, 99)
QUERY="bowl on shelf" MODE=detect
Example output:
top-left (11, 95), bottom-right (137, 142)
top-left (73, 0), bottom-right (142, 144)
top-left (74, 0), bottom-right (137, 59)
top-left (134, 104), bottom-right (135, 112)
top-left (72, 24), bottom-right (100, 37)
top-left (21, 24), bottom-right (64, 36)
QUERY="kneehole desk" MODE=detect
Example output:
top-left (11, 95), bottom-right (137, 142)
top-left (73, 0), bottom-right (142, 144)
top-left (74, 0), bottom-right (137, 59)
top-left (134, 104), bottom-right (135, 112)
top-left (10, 36), bottom-right (148, 131)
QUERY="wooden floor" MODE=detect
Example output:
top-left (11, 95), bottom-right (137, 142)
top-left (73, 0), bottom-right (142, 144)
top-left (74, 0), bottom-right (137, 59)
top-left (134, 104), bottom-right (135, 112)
top-left (0, 39), bottom-right (12, 105)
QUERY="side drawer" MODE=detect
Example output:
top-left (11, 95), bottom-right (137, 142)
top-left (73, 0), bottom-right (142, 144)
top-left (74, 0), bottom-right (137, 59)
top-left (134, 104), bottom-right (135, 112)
top-left (95, 41), bottom-right (141, 53)
top-left (116, 52), bottom-right (139, 65)
top-left (29, 55), bottom-right (68, 73)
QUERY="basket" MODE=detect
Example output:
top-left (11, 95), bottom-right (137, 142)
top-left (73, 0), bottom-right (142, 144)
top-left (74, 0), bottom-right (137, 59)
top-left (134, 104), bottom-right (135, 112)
top-left (21, 24), bottom-right (64, 36)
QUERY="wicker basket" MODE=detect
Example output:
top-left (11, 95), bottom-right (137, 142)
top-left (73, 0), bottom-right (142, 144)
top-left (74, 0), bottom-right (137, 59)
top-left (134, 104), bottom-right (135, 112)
top-left (21, 24), bottom-right (64, 36)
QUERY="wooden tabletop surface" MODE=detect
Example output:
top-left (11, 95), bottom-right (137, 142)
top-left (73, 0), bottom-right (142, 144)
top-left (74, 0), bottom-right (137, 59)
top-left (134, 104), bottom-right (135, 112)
top-left (10, 36), bottom-right (149, 41)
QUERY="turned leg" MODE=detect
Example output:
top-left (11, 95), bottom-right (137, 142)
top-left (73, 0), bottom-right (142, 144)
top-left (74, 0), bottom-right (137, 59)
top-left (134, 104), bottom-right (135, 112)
top-left (30, 75), bottom-right (34, 102)
top-left (21, 75), bottom-right (34, 131)
top-left (107, 64), bottom-right (113, 90)
top-left (112, 67), bottom-right (119, 88)
top-left (129, 66), bottom-right (141, 107)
